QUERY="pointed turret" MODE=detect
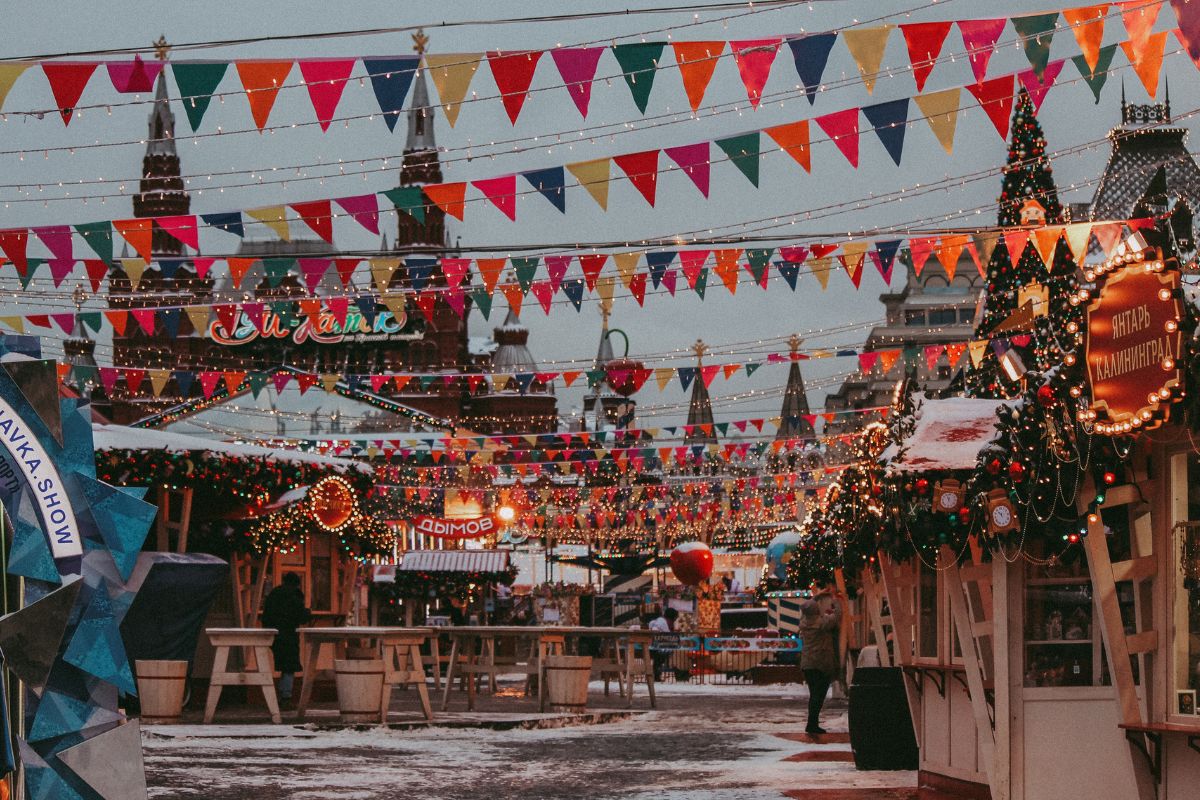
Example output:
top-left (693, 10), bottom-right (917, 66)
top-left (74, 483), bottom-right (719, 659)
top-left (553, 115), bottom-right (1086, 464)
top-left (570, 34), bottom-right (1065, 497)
top-left (685, 339), bottom-right (716, 445)
top-left (133, 37), bottom-right (189, 257)
top-left (397, 29), bottom-right (447, 254)
top-left (491, 308), bottom-right (538, 374)
top-left (776, 334), bottom-right (814, 441)
top-left (582, 304), bottom-right (623, 430)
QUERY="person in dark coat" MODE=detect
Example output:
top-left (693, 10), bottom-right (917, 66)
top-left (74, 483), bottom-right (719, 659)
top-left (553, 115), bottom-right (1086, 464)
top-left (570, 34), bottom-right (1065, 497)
top-left (798, 592), bottom-right (842, 734)
top-left (261, 572), bottom-right (312, 702)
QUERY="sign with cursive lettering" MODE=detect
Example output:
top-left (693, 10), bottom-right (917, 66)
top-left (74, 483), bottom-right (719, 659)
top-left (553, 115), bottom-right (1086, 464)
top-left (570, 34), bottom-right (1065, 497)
top-left (209, 307), bottom-right (422, 346)
top-left (1085, 257), bottom-right (1183, 433)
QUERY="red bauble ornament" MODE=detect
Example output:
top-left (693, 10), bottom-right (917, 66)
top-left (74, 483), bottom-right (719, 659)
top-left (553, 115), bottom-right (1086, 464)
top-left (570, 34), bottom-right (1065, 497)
top-left (1103, 471), bottom-right (1116, 485)
top-left (915, 478), bottom-right (930, 495)
top-left (605, 357), bottom-right (647, 398)
top-left (1008, 461), bottom-right (1026, 482)
top-left (670, 542), bottom-right (714, 586)
top-left (1036, 385), bottom-right (1056, 408)
top-left (986, 458), bottom-right (1003, 476)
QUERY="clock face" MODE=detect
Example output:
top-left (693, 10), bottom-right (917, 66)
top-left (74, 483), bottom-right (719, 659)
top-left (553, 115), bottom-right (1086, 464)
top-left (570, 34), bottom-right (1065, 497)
top-left (939, 492), bottom-right (958, 510)
top-left (991, 504), bottom-right (1013, 527)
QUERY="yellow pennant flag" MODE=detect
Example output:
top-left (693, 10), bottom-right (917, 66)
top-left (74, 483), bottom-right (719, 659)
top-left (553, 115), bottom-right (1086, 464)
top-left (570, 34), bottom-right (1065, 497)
top-left (842, 27), bottom-right (892, 94)
top-left (150, 369), bottom-right (172, 396)
top-left (839, 241), bottom-right (870, 286)
top-left (914, 88), bottom-right (959, 154)
top-left (381, 293), bottom-right (407, 318)
top-left (321, 373), bottom-right (340, 392)
top-left (0, 64), bottom-right (28, 111)
top-left (655, 367), bottom-right (674, 391)
top-left (967, 339), bottom-right (990, 367)
top-left (971, 231), bottom-right (1000, 273)
top-left (121, 258), bottom-right (147, 291)
top-left (596, 276), bottom-right (616, 311)
top-left (245, 206), bottom-right (291, 241)
top-left (0, 316), bottom-right (23, 333)
top-left (809, 256), bottom-right (832, 290)
top-left (424, 53), bottom-right (482, 127)
top-left (1063, 223), bottom-right (1093, 263)
top-left (1121, 31), bottom-right (1168, 99)
top-left (185, 305), bottom-right (210, 334)
top-left (371, 257), bottom-right (401, 291)
top-left (567, 158), bottom-right (611, 210)
top-left (613, 251), bottom-right (642, 288)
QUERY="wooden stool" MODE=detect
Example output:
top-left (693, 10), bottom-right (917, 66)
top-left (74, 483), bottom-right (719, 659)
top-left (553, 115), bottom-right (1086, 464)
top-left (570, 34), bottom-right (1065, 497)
top-left (203, 628), bottom-right (281, 724)
top-left (380, 634), bottom-right (434, 721)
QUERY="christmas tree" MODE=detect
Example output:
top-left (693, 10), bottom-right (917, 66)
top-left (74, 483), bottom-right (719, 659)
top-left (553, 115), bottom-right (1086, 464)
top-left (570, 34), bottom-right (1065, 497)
top-left (968, 88), bottom-right (1082, 398)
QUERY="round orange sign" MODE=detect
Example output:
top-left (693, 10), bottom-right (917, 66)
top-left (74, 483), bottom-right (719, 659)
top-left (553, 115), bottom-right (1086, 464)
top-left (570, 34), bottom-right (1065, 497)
top-left (309, 476), bottom-right (356, 531)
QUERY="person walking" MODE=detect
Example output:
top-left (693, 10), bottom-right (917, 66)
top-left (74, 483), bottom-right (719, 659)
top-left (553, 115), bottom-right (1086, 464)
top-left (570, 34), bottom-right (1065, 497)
top-left (648, 607), bottom-right (679, 681)
top-left (798, 592), bottom-right (842, 734)
top-left (261, 572), bottom-right (312, 705)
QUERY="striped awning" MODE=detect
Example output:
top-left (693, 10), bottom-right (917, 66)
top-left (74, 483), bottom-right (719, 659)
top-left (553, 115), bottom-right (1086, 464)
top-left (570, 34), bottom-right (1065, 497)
top-left (398, 550), bottom-right (510, 573)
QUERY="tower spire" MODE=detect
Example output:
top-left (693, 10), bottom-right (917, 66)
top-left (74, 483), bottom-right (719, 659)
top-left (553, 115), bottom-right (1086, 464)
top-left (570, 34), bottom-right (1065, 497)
top-left (777, 334), bottom-right (814, 441)
top-left (685, 339), bottom-right (716, 445)
top-left (134, 36), bottom-right (189, 256)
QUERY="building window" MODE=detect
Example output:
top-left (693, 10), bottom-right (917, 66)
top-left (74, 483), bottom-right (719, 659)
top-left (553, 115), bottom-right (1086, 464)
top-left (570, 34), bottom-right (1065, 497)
top-left (929, 308), bottom-right (956, 326)
top-left (905, 310), bottom-right (926, 326)
top-left (959, 308), bottom-right (975, 324)
top-left (1025, 556), bottom-right (1099, 687)
top-left (1171, 453), bottom-right (1200, 713)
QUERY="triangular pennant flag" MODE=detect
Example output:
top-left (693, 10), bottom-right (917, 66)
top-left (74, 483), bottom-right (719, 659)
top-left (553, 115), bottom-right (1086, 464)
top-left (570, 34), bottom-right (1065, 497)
top-left (842, 27), bottom-right (891, 94)
top-left (154, 214), bottom-right (199, 250)
top-left (225, 257), bottom-right (254, 289)
top-left (629, 272), bottom-right (648, 305)
top-left (104, 309), bottom-right (127, 336)
top-left (290, 199), bottom-right (333, 243)
top-left (810, 256), bottom-right (832, 289)
top-left (1064, 222), bottom-right (1093, 263)
top-left (150, 369), bottom-right (171, 396)
top-left (924, 344), bottom-right (946, 371)
top-left (531, 280), bottom-right (554, 314)
top-left (1121, 31), bottom-right (1168, 98)
top-left (1073, 43), bottom-right (1118, 103)
top-left (561, 277), bottom-right (585, 311)
top-left (202, 211), bottom-right (244, 237)
top-left (423, 53), bottom-right (482, 127)
top-left (908, 236), bottom-right (937, 276)
top-left (551, 48), bottom-right (604, 118)
top-left (0, 63), bottom-right (29, 112)
top-left (112, 218), bottom-right (153, 261)
top-left (692, 267), bottom-right (709, 298)
top-left (745, 248), bottom-right (773, 287)
top-left (370, 257), bottom-right (401, 291)
top-left (972, 231), bottom-right (1001, 271)
top-left (680, 251), bottom-right (710, 289)
top-left (1121, 1), bottom-right (1160, 54)
top-left (665, 142), bottom-right (711, 197)
top-left (787, 33), bottom-right (837, 104)
top-left (35, 225), bottom-right (73, 263)
top-left (512, 257), bottom-right (539, 292)
top-left (245, 206), bottom-right (291, 240)
top-left (120, 257), bottom-right (147, 291)
top-left (613, 251), bottom-right (641, 288)
top-left (424, 182), bottom-right (467, 221)
top-left (872, 240), bottom-right (902, 283)
top-left (957, 19), bottom-right (1007, 83)
top-left (1012, 13), bottom-right (1059, 77)
top-left (967, 74), bottom-right (1015, 139)
top-left (363, 57), bottom-right (418, 132)
top-left (858, 351), bottom-right (880, 373)
top-left (730, 38), bottom-right (781, 107)
top-left (381, 185), bottom-right (427, 223)
top-left (946, 342), bottom-right (968, 367)
top-left (1065, 6), bottom-right (1109, 72)
top-left (914, 88), bottom-right (960, 154)
top-left (715, 133), bottom-right (761, 186)
top-left (878, 349), bottom-right (902, 374)
top-left (476, 258), bottom-right (506, 294)
top-left (579, 254), bottom-right (607, 291)
top-left (862, 98), bottom-right (908, 165)
top-left (473, 175), bottom-right (518, 221)
top-left (1032, 226), bottom-right (1063, 267)
top-left (236, 60), bottom-right (293, 130)
top-left (815, 108), bottom-right (860, 167)
top-left (567, 158), bottom-right (611, 210)
top-left (84, 259), bottom-right (108, 292)
top-left (471, 286), bottom-right (494, 319)
top-left (672, 42), bottom-right (723, 111)
top-left (172, 62), bottom-right (228, 131)
top-left (612, 42), bottom-right (664, 113)
top-left (523, 167), bottom-right (566, 213)
top-left (1092, 222), bottom-right (1123, 256)
top-left (185, 305), bottom-right (210, 335)
top-left (0, 229), bottom-right (27, 274)
top-left (645, 251), bottom-right (675, 288)
top-left (75, 220), bottom-right (113, 264)
top-left (936, 234), bottom-right (969, 280)
top-left (1018, 60), bottom-right (1064, 112)
top-left (655, 367), bottom-right (673, 391)
top-left (298, 59), bottom-right (354, 131)
top-left (335, 194), bottom-right (379, 235)
top-left (501, 282), bottom-right (524, 317)
top-left (42, 62), bottom-right (98, 125)
top-left (613, 150), bottom-right (659, 206)
top-left (441, 257), bottom-right (471, 290)
top-left (714, 249), bottom-right (742, 294)
top-left (487, 50), bottom-right (543, 123)
top-left (131, 308), bottom-right (157, 335)
top-left (1003, 229), bottom-right (1032, 263)
top-left (900, 22), bottom-right (952, 92)
top-left (765, 120), bottom-right (810, 171)
top-left (406, 258), bottom-right (437, 292)
top-left (1175, 0), bottom-right (1200, 67)
top-left (838, 241), bottom-right (870, 288)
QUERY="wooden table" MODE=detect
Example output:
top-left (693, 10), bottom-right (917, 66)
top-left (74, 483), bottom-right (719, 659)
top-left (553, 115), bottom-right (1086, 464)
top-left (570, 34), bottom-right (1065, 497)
top-left (203, 628), bottom-right (281, 724)
top-left (439, 626), bottom-right (657, 712)
top-left (295, 626), bottom-right (438, 721)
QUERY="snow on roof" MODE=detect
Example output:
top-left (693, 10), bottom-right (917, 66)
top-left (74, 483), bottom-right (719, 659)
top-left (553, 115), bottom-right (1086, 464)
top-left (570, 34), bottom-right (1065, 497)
top-left (886, 395), bottom-right (1002, 472)
top-left (92, 424), bottom-right (370, 472)
top-left (398, 550), bottom-right (510, 573)
top-left (469, 336), bottom-right (499, 357)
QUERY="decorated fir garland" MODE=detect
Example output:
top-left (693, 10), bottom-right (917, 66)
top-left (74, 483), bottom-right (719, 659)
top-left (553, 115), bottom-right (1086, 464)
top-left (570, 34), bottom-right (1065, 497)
top-left (371, 565), bottom-right (519, 602)
top-left (240, 475), bottom-right (394, 560)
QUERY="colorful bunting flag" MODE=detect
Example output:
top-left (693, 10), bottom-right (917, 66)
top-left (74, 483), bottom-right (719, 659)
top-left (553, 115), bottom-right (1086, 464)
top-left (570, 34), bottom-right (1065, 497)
top-left (900, 22), bottom-right (952, 92)
top-left (567, 158), bottom-right (611, 210)
top-left (815, 108), bottom-right (860, 167)
top-left (612, 43), bottom-right (664, 114)
top-left (236, 61), bottom-right (293, 130)
top-left (1065, 6), bottom-right (1109, 72)
top-left (42, 62), bottom-right (98, 125)
top-left (673, 42), bottom-right (723, 112)
top-left (551, 48), bottom-right (604, 118)
top-left (787, 33), bottom-right (837, 105)
top-left (842, 26), bottom-right (891, 94)
top-left (957, 19), bottom-right (1007, 83)
top-left (425, 53), bottom-right (482, 127)
top-left (487, 50), bottom-right (543, 123)
top-left (730, 38), bottom-right (781, 107)
top-left (363, 57), bottom-right (418, 132)
top-left (861, 98), bottom-right (908, 165)
top-left (298, 59), bottom-right (354, 131)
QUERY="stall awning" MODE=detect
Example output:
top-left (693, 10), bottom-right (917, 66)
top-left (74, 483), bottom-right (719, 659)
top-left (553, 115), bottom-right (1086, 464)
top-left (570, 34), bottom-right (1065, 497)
top-left (887, 395), bottom-right (1003, 472)
top-left (398, 550), bottom-right (510, 573)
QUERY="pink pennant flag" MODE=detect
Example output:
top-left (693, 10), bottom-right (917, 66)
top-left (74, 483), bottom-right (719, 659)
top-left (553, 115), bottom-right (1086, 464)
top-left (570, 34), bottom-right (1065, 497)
top-left (51, 313), bottom-right (74, 334)
top-left (299, 258), bottom-right (332, 292)
top-left (730, 39), bottom-right (781, 108)
top-left (550, 48), bottom-right (604, 118)
top-left (48, 260), bottom-right (74, 287)
top-left (661, 268), bottom-right (677, 295)
top-left (815, 108), bottom-right (860, 167)
top-left (956, 19), bottom-right (1006, 84)
top-left (131, 308), bottom-right (157, 335)
top-left (156, 215), bottom-right (199, 250)
top-left (679, 250), bottom-right (710, 286)
top-left (272, 372), bottom-right (292, 393)
top-left (299, 59), bottom-right (355, 131)
top-left (335, 194), bottom-right (379, 235)
top-left (1017, 60), bottom-right (1064, 112)
top-left (441, 258), bottom-right (471, 289)
top-left (778, 246), bottom-right (809, 263)
top-left (473, 175), bottom-right (518, 221)
top-left (371, 374), bottom-right (390, 393)
top-left (445, 285), bottom-right (466, 317)
top-left (665, 143), bottom-right (711, 197)
top-left (34, 225), bottom-right (73, 262)
top-left (106, 55), bottom-right (164, 93)
top-left (545, 255), bottom-right (572, 292)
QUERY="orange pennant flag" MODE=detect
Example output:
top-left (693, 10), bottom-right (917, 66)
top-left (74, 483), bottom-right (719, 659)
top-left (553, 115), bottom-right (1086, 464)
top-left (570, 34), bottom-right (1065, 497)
top-left (713, 249), bottom-right (741, 294)
top-left (476, 258), bottom-right (506, 294)
top-left (877, 349), bottom-right (902, 375)
top-left (112, 218), bottom-right (153, 262)
top-left (236, 61), bottom-right (293, 130)
top-left (672, 42), bottom-right (723, 112)
top-left (1120, 1), bottom-right (1160, 54)
top-left (945, 342), bottom-right (967, 367)
top-left (424, 182), bottom-right (467, 221)
top-left (104, 309), bottom-right (128, 336)
top-left (1032, 226), bottom-right (1062, 268)
top-left (908, 236), bottom-right (937, 276)
top-left (1121, 31), bottom-right (1168, 98)
top-left (722, 363), bottom-right (740, 380)
top-left (1003, 229), bottom-right (1031, 263)
top-left (1064, 6), bottom-right (1109, 72)
top-left (228, 257), bottom-right (257, 289)
top-left (1091, 222), bottom-right (1123, 256)
top-left (765, 120), bottom-right (810, 172)
top-left (500, 282), bottom-right (524, 316)
top-left (936, 234), bottom-right (969, 281)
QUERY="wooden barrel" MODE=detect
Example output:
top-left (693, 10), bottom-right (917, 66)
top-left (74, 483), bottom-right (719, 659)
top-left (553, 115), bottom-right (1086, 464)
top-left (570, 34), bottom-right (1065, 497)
top-left (544, 656), bottom-right (592, 712)
top-left (135, 660), bottom-right (188, 724)
top-left (334, 659), bottom-right (385, 724)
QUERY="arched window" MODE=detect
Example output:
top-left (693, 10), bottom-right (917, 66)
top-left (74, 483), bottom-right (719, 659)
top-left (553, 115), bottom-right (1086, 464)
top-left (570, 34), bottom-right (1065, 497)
top-left (1172, 201), bottom-right (1194, 251)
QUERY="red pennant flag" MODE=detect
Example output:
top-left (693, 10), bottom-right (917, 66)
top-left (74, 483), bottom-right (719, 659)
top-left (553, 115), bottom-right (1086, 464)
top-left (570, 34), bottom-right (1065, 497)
top-left (326, 297), bottom-right (350, 326)
top-left (815, 108), bottom-right (860, 167)
top-left (580, 254), bottom-right (608, 290)
top-left (104, 310), bottom-right (128, 336)
top-left (156, 215), bottom-right (199, 250)
top-left (335, 194), bottom-right (379, 235)
top-left (908, 237), bottom-right (937, 276)
top-left (290, 200), bottom-right (334, 243)
top-left (730, 39), bottom-right (781, 108)
top-left (296, 372), bottom-right (318, 394)
top-left (415, 292), bottom-right (437, 323)
top-left (242, 302), bottom-right (265, 332)
top-left (701, 365), bottom-right (721, 388)
top-left (441, 258), bottom-right (471, 289)
top-left (42, 63), bottom-right (98, 125)
top-left (214, 304), bottom-right (239, 335)
top-left (196, 371), bottom-right (219, 399)
top-left (1003, 230), bottom-right (1031, 263)
top-left (630, 272), bottom-right (647, 306)
top-left (370, 374), bottom-right (389, 393)
top-left (531, 280), bottom-right (554, 314)
top-left (424, 182), bottom-right (467, 221)
top-left (332, 258), bottom-right (358, 287)
top-left (967, 74), bottom-right (1015, 140)
top-left (131, 308), bottom-right (157, 335)
top-left (298, 59), bottom-right (354, 131)
top-left (544, 255), bottom-right (572, 292)
top-left (858, 351), bottom-right (880, 373)
top-left (112, 218), bottom-right (153, 262)
top-left (299, 258), bottom-right (332, 292)
top-left (236, 61), bottom-right (293, 130)
top-left (487, 51), bottom-right (543, 123)
top-left (445, 286), bottom-right (466, 318)
top-left (83, 259), bottom-right (106, 292)
top-left (778, 246), bottom-right (808, 264)
top-left (0, 230), bottom-right (28, 274)
top-left (900, 22), bottom-right (952, 92)
top-left (473, 175), bottom-right (518, 221)
top-left (665, 143), bottom-right (711, 197)
top-left (193, 257), bottom-right (215, 280)
top-left (124, 368), bottom-right (145, 395)
top-left (613, 150), bottom-right (660, 206)
top-left (272, 372), bottom-right (293, 394)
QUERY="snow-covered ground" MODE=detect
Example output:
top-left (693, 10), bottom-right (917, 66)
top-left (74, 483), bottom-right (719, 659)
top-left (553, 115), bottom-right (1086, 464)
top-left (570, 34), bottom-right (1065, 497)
top-left (143, 683), bottom-right (917, 799)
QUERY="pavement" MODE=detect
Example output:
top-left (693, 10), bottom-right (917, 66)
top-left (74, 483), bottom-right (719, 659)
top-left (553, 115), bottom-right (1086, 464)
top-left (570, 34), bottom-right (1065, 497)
top-left (142, 680), bottom-right (922, 799)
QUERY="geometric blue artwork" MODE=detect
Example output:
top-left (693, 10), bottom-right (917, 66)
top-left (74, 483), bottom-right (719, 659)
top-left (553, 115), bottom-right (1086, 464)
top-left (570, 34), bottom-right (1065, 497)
top-left (7, 514), bottom-right (61, 585)
top-left (62, 583), bottom-right (136, 696)
top-left (16, 739), bottom-right (85, 800)
top-left (75, 475), bottom-right (156, 581)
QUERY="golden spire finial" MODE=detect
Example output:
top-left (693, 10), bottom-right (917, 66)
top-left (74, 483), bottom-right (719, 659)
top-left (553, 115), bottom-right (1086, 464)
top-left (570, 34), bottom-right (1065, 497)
top-left (788, 333), bottom-right (804, 355)
top-left (412, 29), bottom-right (429, 56)
top-left (153, 35), bottom-right (171, 62)
top-left (692, 339), bottom-right (708, 365)
top-left (599, 301), bottom-right (611, 328)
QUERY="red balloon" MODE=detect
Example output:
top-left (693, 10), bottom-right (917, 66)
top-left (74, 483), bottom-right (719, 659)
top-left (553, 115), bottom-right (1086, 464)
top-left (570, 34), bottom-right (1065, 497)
top-left (670, 542), bottom-right (714, 586)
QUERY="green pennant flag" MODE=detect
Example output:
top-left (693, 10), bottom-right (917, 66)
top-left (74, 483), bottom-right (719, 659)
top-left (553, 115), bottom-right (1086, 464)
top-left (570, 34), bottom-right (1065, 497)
top-left (511, 257), bottom-right (539, 292)
top-left (902, 344), bottom-right (919, 370)
top-left (72, 364), bottom-right (98, 388)
top-left (716, 132), bottom-right (761, 187)
top-left (172, 62), bottom-right (229, 132)
top-left (268, 299), bottom-right (293, 323)
top-left (75, 221), bottom-right (113, 264)
top-left (1011, 13), bottom-right (1058, 77)
top-left (471, 287), bottom-right (493, 319)
top-left (381, 186), bottom-right (427, 223)
top-left (612, 43), bottom-right (665, 114)
top-left (78, 312), bottom-right (102, 334)
top-left (586, 369), bottom-right (606, 388)
top-left (693, 266), bottom-right (708, 299)
top-left (263, 258), bottom-right (295, 288)
top-left (247, 372), bottom-right (269, 398)
top-left (745, 362), bottom-right (761, 377)
top-left (419, 375), bottom-right (438, 390)
top-left (19, 259), bottom-right (43, 289)
top-left (715, 422), bottom-right (729, 436)
top-left (745, 248), bottom-right (773, 282)
top-left (1072, 44), bottom-right (1117, 104)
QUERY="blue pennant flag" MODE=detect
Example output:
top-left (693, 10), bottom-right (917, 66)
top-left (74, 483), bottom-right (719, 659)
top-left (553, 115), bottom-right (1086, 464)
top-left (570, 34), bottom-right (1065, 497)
top-left (645, 251), bottom-right (676, 288)
top-left (514, 373), bottom-right (536, 394)
top-left (173, 370), bottom-right (194, 397)
top-left (156, 258), bottom-right (185, 280)
top-left (407, 258), bottom-right (437, 292)
top-left (159, 308), bottom-right (181, 339)
top-left (522, 167), bottom-right (566, 213)
top-left (677, 367), bottom-right (698, 391)
top-left (874, 240), bottom-right (902, 283)
top-left (562, 278), bottom-right (585, 311)
top-left (355, 295), bottom-right (378, 326)
top-left (775, 260), bottom-right (800, 290)
top-left (862, 98), bottom-right (909, 166)
top-left (201, 212), bottom-right (244, 237)
top-left (363, 57), bottom-right (419, 132)
top-left (787, 33), bottom-right (837, 105)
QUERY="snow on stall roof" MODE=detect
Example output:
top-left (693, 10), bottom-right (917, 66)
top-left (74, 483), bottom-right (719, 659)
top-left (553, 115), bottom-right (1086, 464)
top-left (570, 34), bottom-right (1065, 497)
top-left (399, 550), bottom-right (510, 573)
top-left (885, 394), bottom-right (1003, 472)
top-left (91, 424), bottom-right (370, 472)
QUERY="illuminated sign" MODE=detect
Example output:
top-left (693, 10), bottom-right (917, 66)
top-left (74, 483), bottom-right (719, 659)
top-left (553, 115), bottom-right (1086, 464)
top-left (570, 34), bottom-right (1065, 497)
top-left (413, 515), bottom-right (497, 540)
top-left (209, 308), bottom-right (421, 346)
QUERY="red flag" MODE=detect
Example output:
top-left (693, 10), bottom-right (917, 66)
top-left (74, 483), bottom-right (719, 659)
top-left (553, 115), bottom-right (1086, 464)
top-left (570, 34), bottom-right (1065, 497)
top-left (42, 63), bottom-right (98, 125)
top-left (298, 59), bottom-right (354, 131)
top-left (487, 51), bottom-right (543, 123)
top-left (815, 108), bottom-right (860, 167)
top-left (967, 74), bottom-right (1015, 140)
top-left (580, 254), bottom-right (608, 290)
top-left (900, 22), bottom-right (952, 92)
top-left (290, 200), bottom-right (334, 243)
top-left (613, 150), bottom-right (660, 206)
top-left (730, 39), bottom-right (781, 108)
top-left (472, 175), bottom-right (518, 221)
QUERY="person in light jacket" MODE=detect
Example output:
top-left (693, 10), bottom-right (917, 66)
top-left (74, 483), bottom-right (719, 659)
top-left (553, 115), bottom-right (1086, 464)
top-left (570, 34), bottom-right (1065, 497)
top-left (798, 594), bottom-right (842, 734)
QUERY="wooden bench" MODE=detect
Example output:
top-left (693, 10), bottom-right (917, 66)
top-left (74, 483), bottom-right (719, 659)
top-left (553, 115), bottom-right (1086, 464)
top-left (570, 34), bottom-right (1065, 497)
top-left (203, 628), bottom-right (280, 724)
top-left (1119, 722), bottom-right (1200, 783)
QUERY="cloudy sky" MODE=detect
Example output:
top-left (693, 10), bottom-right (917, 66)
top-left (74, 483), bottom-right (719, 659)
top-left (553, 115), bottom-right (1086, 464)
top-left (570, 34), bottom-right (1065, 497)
top-left (0, 0), bottom-right (1190, 431)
